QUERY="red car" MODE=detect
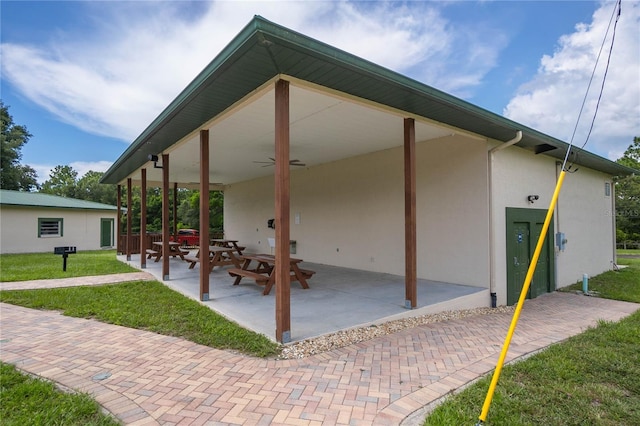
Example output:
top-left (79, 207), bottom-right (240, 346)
top-left (174, 229), bottom-right (199, 246)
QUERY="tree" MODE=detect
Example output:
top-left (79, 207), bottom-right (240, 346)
top-left (615, 137), bottom-right (640, 243)
top-left (120, 188), bottom-right (224, 235)
top-left (40, 165), bottom-right (78, 198)
top-left (0, 101), bottom-right (39, 191)
top-left (76, 171), bottom-right (117, 205)
top-left (176, 190), bottom-right (224, 232)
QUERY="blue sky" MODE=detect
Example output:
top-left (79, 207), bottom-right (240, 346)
top-left (1, 1), bottom-right (638, 184)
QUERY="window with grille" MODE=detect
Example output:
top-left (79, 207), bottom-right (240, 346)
top-left (38, 218), bottom-right (63, 237)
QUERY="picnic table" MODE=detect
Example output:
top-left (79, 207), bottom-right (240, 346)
top-left (210, 239), bottom-right (245, 255)
top-left (184, 246), bottom-right (242, 272)
top-left (227, 253), bottom-right (315, 295)
top-left (147, 241), bottom-right (189, 262)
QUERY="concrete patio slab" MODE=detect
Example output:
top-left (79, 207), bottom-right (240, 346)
top-left (120, 253), bottom-right (488, 342)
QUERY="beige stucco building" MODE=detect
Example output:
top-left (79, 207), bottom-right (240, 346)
top-left (0, 190), bottom-right (117, 254)
top-left (101, 17), bottom-right (632, 342)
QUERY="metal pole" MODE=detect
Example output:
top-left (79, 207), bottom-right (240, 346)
top-left (477, 170), bottom-right (566, 425)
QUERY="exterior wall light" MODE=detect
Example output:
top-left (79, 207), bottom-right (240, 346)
top-left (148, 154), bottom-right (163, 169)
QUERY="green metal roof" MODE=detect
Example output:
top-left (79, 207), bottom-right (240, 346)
top-left (0, 190), bottom-right (118, 211)
top-left (101, 15), bottom-right (634, 184)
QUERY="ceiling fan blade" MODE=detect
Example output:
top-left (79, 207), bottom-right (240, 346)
top-left (254, 158), bottom-right (305, 167)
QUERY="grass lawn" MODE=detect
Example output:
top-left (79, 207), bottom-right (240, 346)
top-left (616, 248), bottom-right (640, 256)
top-left (0, 363), bottom-right (119, 426)
top-left (0, 250), bottom-right (137, 282)
top-left (423, 258), bottom-right (640, 425)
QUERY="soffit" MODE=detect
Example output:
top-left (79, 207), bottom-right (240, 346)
top-left (135, 82), bottom-right (453, 187)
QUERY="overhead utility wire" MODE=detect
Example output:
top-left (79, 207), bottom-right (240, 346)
top-left (476, 1), bottom-right (622, 425)
top-left (564, 0), bottom-right (622, 171)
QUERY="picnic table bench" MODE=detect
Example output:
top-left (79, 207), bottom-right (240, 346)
top-left (151, 241), bottom-right (189, 262)
top-left (185, 246), bottom-right (241, 272)
top-left (228, 253), bottom-right (314, 295)
top-left (210, 239), bottom-right (246, 255)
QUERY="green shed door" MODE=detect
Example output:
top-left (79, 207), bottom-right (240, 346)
top-left (101, 218), bottom-right (114, 248)
top-left (505, 208), bottom-right (555, 306)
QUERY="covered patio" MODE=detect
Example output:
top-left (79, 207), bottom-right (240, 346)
top-left (103, 16), bottom-right (617, 343)
top-left (118, 253), bottom-right (487, 342)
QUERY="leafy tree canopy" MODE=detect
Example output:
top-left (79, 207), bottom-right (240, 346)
top-left (0, 101), bottom-right (38, 191)
top-left (40, 165), bottom-right (78, 198)
top-left (615, 136), bottom-right (640, 242)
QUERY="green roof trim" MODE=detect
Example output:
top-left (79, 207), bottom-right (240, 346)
top-left (101, 15), bottom-right (634, 184)
top-left (0, 190), bottom-right (118, 211)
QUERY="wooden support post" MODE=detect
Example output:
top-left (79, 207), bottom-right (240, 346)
top-left (199, 130), bottom-right (210, 301)
top-left (116, 185), bottom-right (122, 254)
top-left (126, 178), bottom-right (132, 261)
top-left (173, 182), bottom-right (178, 240)
top-left (404, 118), bottom-right (417, 308)
top-left (140, 168), bottom-right (147, 269)
top-left (275, 79), bottom-right (291, 343)
top-left (162, 154), bottom-right (170, 280)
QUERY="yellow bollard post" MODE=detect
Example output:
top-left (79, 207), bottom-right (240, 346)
top-left (477, 170), bottom-right (566, 425)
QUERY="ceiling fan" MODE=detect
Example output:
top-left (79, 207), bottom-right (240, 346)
top-left (253, 157), bottom-right (306, 167)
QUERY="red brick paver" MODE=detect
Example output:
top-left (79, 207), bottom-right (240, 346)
top-left (0, 292), bottom-right (637, 425)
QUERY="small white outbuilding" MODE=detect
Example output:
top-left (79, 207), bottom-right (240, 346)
top-left (0, 190), bottom-right (118, 254)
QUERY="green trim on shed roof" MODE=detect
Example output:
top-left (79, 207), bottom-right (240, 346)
top-left (0, 190), bottom-right (118, 211)
top-left (101, 15), bottom-right (634, 184)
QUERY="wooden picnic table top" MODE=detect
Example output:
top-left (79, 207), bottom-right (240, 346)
top-left (183, 245), bottom-right (242, 272)
top-left (153, 241), bottom-right (182, 247)
top-left (241, 253), bottom-right (302, 263)
top-left (210, 239), bottom-right (245, 254)
top-left (229, 253), bottom-right (313, 295)
top-left (150, 241), bottom-right (188, 262)
top-left (207, 246), bottom-right (236, 253)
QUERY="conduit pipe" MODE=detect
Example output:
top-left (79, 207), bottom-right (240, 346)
top-left (555, 161), bottom-right (563, 294)
top-left (488, 130), bottom-right (522, 307)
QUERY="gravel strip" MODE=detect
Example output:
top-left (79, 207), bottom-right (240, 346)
top-left (278, 305), bottom-right (515, 359)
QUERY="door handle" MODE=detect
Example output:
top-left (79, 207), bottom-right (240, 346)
top-left (514, 257), bottom-right (519, 266)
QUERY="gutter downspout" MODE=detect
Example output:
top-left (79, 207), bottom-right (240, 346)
top-left (488, 130), bottom-right (522, 307)
top-left (611, 179), bottom-right (617, 268)
top-left (555, 161), bottom-right (563, 291)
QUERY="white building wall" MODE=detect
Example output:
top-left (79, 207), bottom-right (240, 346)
top-left (490, 144), bottom-right (615, 305)
top-left (224, 134), bottom-right (489, 288)
top-left (555, 167), bottom-right (615, 286)
top-left (0, 207), bottom-right (116, 254)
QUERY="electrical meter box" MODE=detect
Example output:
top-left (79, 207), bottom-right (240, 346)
top-left (556, 232), bottom-right (567, 251)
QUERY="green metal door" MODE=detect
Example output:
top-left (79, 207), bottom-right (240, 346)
top-left (531, 221), bottom-right (551, 299)
top-left (101, 218), bottom-right (114, 248)
top-left (505, 208), bottom-right (555, 306)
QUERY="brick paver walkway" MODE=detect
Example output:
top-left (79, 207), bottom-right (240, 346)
top-left (0, 272), bottom-right (155, 291)
top-left (1, 286), bottom-right (637, 425)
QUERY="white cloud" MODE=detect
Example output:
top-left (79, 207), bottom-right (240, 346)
top-left (504, 1), bottom-right (640, 161)
top-left (1, 1), bottom-right (506, 143)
